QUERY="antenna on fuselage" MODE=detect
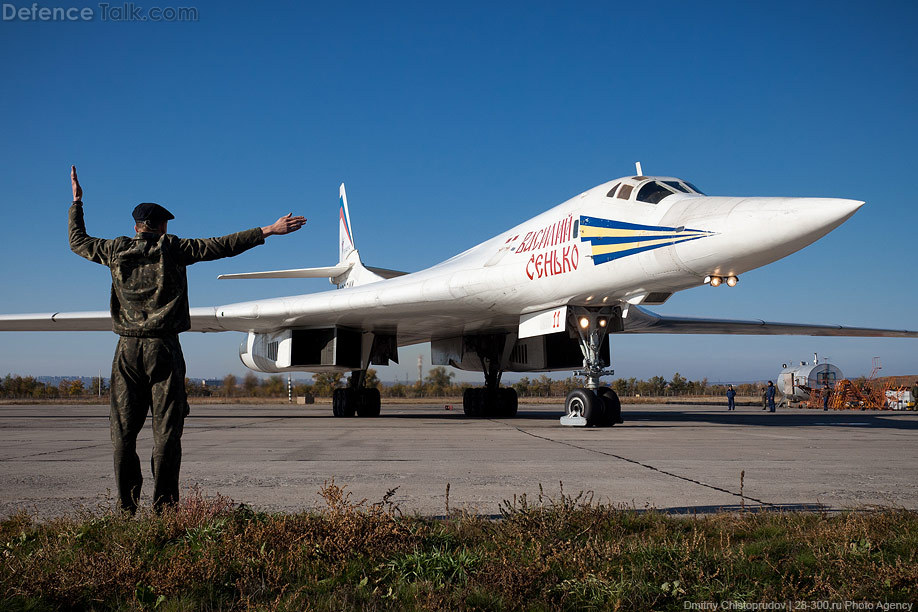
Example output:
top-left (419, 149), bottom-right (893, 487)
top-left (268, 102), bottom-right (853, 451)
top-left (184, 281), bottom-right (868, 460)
top-left (635, 161), bottom-right (643, 176)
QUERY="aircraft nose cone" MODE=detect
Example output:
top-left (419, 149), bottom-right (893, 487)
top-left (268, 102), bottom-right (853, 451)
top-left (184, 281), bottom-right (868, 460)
top-left (784, 197), bottom-right (864, 235)
top-left (729, 197), bottom-right (864, 249)
top-left (675, 196), bottom-right (866, 277)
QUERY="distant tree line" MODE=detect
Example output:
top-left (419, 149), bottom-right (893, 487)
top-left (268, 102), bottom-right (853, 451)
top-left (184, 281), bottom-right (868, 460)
top-left (513, 374), bottom-right (760, 398)
top-left (0, 374), bottom-right (105, 399)
top-left (219, 368), bottom-right (764, 399)
top-left (2, 369), bottom-right (766, 400)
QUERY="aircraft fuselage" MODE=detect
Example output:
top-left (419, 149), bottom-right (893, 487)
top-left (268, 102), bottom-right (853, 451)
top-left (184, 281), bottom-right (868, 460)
top-left (212, 175), bottom-right (863, 344)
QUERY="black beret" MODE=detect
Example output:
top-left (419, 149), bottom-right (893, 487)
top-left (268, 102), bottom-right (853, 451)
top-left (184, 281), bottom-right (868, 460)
top-left (132, 202), bottom-right (175, 224)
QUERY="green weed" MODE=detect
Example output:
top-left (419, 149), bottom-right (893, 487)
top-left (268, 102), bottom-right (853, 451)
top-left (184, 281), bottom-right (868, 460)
top-left (382, 546), bottom-right (481, 586)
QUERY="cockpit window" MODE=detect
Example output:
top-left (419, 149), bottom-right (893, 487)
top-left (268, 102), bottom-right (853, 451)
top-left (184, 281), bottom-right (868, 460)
top-left (663, 181), bottom-right (689, 193)
top-left (606, 183), bottom-right (620, 198)
top-left (684, 182), bottom-right (705, 195)
top-left (636, 181), bottom-right (676, 204)
top-left (617, 184), bottom-right (634, 200)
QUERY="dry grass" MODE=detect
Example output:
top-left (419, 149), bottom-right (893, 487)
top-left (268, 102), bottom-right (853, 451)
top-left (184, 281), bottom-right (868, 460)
top-left (2, 484), bottom-right (916, 610)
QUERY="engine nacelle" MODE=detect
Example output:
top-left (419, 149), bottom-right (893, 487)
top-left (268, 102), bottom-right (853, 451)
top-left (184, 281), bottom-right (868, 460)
top-left (431, 331), bottom-right (608, 373)
top-left (507, 331), bottom-right (608, 372)
top-left (239, 327), bottom-right (363, 373)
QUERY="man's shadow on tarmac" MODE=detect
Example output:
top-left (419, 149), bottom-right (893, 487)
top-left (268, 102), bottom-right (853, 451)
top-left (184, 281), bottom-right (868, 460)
top-left (618, 409), bottom-right (918, 431)
top-left (289, 406), bottom-right (918, 431)
top-left (40, 404), bottom-right (906, 431)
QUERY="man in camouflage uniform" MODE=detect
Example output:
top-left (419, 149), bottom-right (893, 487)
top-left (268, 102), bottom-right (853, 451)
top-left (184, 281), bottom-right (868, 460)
top-left (68, 166), bottom-right (306, 514)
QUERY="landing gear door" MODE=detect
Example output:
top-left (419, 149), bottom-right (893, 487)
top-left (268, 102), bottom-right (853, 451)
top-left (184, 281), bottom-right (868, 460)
top-left (518, 306), bottom-right (567, 339)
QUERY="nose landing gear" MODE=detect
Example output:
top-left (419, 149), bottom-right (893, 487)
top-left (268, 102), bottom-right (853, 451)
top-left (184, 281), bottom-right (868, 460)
top-left (561, 307), bottom-right (623, 427)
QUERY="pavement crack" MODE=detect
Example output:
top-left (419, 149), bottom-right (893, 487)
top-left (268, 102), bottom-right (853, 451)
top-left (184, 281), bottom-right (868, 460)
top-left (1, 442), bottom-right (110, 461)
top-left (187, 417), bottom-right (288, 435)
top-left (2, 418), bottom-right (287, 460)
top-left (499, 421), bottom-right (775, 508)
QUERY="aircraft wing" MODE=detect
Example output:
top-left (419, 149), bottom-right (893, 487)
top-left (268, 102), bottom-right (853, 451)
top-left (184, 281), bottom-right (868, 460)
top-left (0, 307), bottom-right (226, 333)
top-left (3, 302), bottom-right (915, 340)
top-left (622, 306), bottom-right (918, 338)
top-left (0, 311), bottom-right (113, 332)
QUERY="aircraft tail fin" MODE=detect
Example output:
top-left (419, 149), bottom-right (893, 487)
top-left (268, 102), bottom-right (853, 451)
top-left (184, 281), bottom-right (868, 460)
top-left (333, 183), bottom-right (409, 287)
top-left (339, 183), bottom-right (356, 263)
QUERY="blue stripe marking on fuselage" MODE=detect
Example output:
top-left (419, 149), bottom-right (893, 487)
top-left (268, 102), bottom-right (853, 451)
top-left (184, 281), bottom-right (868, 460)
top-left (589, 234), bottom-right (710, 265)
top-left (578, 215), bottom-right (716, 265)
top-left (580, 216), bottom-right (683, 233)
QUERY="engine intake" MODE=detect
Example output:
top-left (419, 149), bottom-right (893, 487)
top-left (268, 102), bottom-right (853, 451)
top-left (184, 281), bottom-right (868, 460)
top-left (239, 327), bottom-right (364, 373)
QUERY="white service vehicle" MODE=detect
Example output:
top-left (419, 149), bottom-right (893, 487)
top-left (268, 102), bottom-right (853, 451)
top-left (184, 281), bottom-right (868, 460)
top-left (885, 389), bottom-right (915, 411)
top-left (778, 357), bottom-right (843, 404)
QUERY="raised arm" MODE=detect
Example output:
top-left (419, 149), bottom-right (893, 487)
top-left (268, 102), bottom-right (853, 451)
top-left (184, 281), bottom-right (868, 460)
top-left (68, 166), bottom-right (114, 265)
top-left (179, 213), bottom-right (306, 265)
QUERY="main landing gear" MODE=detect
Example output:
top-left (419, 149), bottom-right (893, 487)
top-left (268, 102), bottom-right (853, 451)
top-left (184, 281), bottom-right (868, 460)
top-left (332, 370), bottom-right (381, 418)
top-left (331, 332), bottom-right (396, 419)
top-left (561, 307), bottom-right (623, 427)
top-left (461, 335), bottom-right (518, 418)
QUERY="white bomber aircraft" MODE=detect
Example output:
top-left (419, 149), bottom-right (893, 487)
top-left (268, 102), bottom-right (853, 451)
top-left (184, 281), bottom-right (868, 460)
top-left (2, 165), bottom-right (916, 426)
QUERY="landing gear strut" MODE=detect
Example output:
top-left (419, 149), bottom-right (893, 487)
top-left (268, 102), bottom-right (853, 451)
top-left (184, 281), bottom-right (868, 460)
top-left (332, 370), bottom-right (382, 418)
top-left (561, 307), bottom-right (623, 427)
top-left (461, 334), bottom-right (518, 418)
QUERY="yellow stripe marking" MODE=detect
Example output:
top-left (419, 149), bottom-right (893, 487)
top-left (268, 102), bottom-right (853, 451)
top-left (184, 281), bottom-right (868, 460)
top-left (580, 226), bottom-right (710, 240)
top-left (588, 235), bottom-right (702, 256)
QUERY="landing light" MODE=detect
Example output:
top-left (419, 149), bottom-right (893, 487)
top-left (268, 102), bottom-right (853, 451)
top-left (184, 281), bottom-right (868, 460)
top-left (598, 318), bottom-right (607, 328)
top-left (579, 317), bottom-right (590, 329)
top-left (726, 276), bottom-right (739, 287)
top-left (709, 276), bottom-right (723, 287)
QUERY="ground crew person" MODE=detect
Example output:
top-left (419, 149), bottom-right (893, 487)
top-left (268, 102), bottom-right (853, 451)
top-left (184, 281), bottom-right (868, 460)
top-left (726, 385), bottom-right (736, 411)
top-left (766, 381), bottom-right (777, 412)
top-left (912, 381), bottom-right (918, 410)
top-left (761, 386), bottom-right (767, 410)
top-left (68, 166), bottom-right (306, 514)
top-left (823, 382), bottom-right (831, 411)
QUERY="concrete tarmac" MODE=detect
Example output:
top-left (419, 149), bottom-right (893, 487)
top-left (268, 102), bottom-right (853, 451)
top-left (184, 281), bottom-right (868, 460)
top-left (1, 402), bottom-right (916, 518)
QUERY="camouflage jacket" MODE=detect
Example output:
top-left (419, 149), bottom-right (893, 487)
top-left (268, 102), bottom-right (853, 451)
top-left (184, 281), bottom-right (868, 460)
top-left (69, 201), bottom-right (265, 337)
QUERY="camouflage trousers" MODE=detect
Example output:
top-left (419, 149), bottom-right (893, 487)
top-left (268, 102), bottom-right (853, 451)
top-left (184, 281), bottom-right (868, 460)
top-left (110, 335), bottom-right (189, 513)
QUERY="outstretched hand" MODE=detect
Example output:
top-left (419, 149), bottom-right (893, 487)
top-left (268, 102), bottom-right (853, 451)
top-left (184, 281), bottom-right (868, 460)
top-left (262, 213), bottom-right (307, 237)
top-left (71, 165), bottom-right (82, 202)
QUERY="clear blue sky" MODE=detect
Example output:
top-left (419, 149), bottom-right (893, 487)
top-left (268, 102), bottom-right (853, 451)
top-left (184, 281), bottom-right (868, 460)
top-left (1, 1), bottom-right (916, 383)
